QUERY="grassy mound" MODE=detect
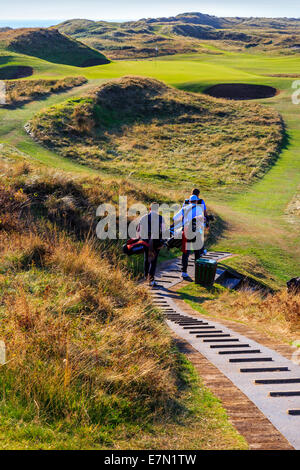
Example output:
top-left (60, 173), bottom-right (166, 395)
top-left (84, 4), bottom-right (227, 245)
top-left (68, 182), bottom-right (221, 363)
top-left (0, 154), bottom-right (246, 449)
top-left (28, 76), bottom-right (283, 192)
top-left (0, 28), bottom-right (110, 67)
top-left (4, 76), bottom-right (87, 106)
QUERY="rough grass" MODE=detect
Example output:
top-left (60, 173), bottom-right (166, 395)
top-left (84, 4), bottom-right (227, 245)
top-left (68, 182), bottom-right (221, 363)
top-left (0, 52), bottom-right (298, 288)
top-left (0, 156), bottom-right (246, 449)
top-left (179, 283), bottom-right (300, 345)
top-left (27, 76), bottom-right (283, 191)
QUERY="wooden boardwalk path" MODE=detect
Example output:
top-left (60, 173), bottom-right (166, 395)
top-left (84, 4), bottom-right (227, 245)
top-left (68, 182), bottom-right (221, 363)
top-left (151, 254), bottom-right (300, 450)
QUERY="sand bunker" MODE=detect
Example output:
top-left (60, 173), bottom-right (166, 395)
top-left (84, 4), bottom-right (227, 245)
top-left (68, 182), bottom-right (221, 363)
top-left (205, 83), bottom-right (277, 101)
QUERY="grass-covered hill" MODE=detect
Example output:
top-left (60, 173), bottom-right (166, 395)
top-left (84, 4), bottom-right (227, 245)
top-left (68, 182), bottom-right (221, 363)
top-left (54, 13), bottom-right (300, 59)
top-left (140, 12), bottom-right (300, 30)
top-left (0, 28), bottom-right (110, 67)
top-left (27, 76), bottom-right (283, 192)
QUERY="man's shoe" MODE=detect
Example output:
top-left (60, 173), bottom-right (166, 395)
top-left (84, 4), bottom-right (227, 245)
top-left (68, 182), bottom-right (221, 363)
top-left (181, 272), bottom-right (189, 279)
top-left (149, 280), bottom-right (158, 287)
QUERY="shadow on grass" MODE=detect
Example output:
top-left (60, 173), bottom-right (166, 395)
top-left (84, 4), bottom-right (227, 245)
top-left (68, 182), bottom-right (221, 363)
top-left (0, 65), bottom-right (33, 80)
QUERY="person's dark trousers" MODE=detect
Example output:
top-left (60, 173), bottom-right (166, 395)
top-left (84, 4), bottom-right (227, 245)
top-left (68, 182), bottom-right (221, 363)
top-left (182, 249), bottom-right (203, 273)
top-left (144, 249), bottom-right (159, 281)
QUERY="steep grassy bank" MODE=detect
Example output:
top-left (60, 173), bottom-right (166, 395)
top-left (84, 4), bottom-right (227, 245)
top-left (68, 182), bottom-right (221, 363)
top-left (28, 76), bottom-right (283, 191)
top-left (0, 155), bottom-right (246, 449)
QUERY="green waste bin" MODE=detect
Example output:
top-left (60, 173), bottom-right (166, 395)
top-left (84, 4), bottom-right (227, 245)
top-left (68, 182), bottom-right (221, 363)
top-left (195, 259), bottom-right (217, 288)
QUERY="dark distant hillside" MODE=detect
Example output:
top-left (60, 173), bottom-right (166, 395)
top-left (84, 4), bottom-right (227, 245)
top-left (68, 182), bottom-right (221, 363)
top-left (227, 16), bottom-right (300, 29)
top-left (0, 28), bottom-right (110, 67)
